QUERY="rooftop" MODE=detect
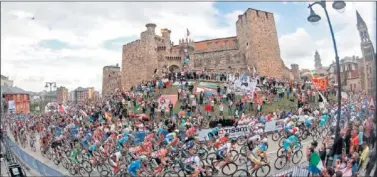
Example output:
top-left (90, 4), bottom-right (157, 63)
top-left (1, 85), bottom-right (29, 95)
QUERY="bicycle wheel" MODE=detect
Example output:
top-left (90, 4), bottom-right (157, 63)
top-left (274, 156), bottom-right (287, 170)
top-left (206, 152), bottom-right (216, 165)
top-left (237, 135), bottom-right (247, 145)
top-left (163, 170), bottom-right (177, 177)
top-left (221, 162), bottom-right (238, 176)
top-left (68, 166), bottom-right (77, 175)
top-left (81, 160), bottom-right (92, 173)
top-left (79, 167), bottom-right (90, 177)
top-left (239, 145), bottom-right (248, 156)
top-left (232, 169), bottom-right (249, 177)
top-left (177, 170), bottom-right (186, 177)
top-left (292, 150), bottom-right (303, 164)
top-left (272, 132), bottom-right (280, 141)
top-left (255, 164), bottom-right (271, 177)
top-left (276, 147), bottom-right (286, 157)
top-left (278, 137), bottom-right (285, 147)
top-left (62, 158), bottom-right (69, 169)
top-left (230, 150), bottom-right (239, 161)
top-left (301, 130), bottom-right (308, 140)
top-left (197, 148), bottom-right (208, 160)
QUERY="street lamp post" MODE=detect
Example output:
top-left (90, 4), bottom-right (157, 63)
top-left (45, 82), bottom-right (56, 105)
top-left (307, 1), bottom-right (346, 139)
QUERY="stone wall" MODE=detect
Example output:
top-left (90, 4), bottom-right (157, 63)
top-left (192, 49), bottom-right (246, 72)
top-left (102, 65), bottom-right (121, 96)
top-left (236, 8), bottom-right (286, 79)
top-left (122, 24), bottom-right (160, 90)
top-left (120, 8), bottom-right (292, 90)
top-left (291, 64), bottom-right (301, 82)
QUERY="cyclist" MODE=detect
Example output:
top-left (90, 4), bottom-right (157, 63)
top-left (81, 133), bottom-right (92, 150)
top-left (208, 124), bottom-right (221, 142)
top-left (117, 134), bottom-right (129, 150)
top-left (69, 143), bottom-right (82, 169)
top-left (214, 133), bottom-right (229, 149)
top-left (304, 117), bottom-right (314, 128)
top-left (183, 143), bottom-right (203, 177)
top-left (247, 132), bottom-right (261, 151)
top-left (283, 131), bottom-right (300, 161)
top-left (165, 129), bottom-right (179, 147)
top-left (144, 130), bottom-right (156, 143)
top-left (88, 141), bottom-right (103, 163)
top-left (248, 138), bottom-right (269, 171)
top-left (215, 139), bottom-right (237, 171)
top-left (109, 150), bottom-right (126, 175)
top-left (127, 155), bottom-right (147, 177)
top-left (150, 148), bottom-right (169, 175)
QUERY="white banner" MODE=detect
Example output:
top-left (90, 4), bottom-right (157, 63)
top-left (8, 100), bottom-right (15, 112)
top-left (218, 125), bottom-right (251, 138)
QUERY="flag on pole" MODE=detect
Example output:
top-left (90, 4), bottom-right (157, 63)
top-left (186, 28), bottom-right (190, 37)
top-left (307, 151), bottom-right (324, 174)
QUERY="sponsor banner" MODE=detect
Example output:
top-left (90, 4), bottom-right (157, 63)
top-left (218, 125), bottom-right (251, 138)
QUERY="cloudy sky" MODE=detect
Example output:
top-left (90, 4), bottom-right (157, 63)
top-left (1, 2), bottom-right (376, 92)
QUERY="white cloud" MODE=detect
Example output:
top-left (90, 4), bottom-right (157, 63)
top-left (1, 2), bottom-right (241, 92)
top-left (280, 2), bottom-right (376, 70)
top-left (2, 2), bottom-right (374, 92)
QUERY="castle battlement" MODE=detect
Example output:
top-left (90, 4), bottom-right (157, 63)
top-left (237, 8), bottom-right (275, 24)
top-left (121, 8), bottom-right (288, 90)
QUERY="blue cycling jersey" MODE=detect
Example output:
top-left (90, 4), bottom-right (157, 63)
top-left (128, 160), bottom-right (141, 176)
top-left (210, 127), bottom-right (219, 135)
top-left (257, 143), bottom-right (268, 152)
top-left (88, 144), bottom-right (97, 151)
top-left (118, 136), bottom-right (129, 145)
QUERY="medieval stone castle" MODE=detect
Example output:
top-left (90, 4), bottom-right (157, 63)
top-left (120, 8), bottom-right (291, 90)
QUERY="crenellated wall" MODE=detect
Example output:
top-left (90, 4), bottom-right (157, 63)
top-left (236, 8), bottom-right (286, 79)
top-left (121, 8), bottom-right (291, 90)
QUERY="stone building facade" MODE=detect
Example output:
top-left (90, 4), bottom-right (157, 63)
top-left (56, 86), bottom-right (68, 104)
top-left (122, 8), bottom-right (289, 90)
top-left (290, 64), bottom-right (301, 82)
top-left (356, 11), bottom-right (375, 94)
top-left (73, 87), bottom-right (94, 103)
top-left (102, 64), bottom-right (121, 96)
top-left (1, 75), bottom-right (13, 87)
top-left (1, 85), bottom-right (30, 114)
top-left (327, 56), bottom-right (362, 92)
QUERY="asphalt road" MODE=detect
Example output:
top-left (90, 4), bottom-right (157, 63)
top-left (6, 128), bottom-right (317, 177)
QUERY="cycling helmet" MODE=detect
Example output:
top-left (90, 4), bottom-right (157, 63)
top-left (138, 155), bottom-right (147, 161)
top-left (230, 139), bottom-right (237, 144)
top-left (311, 141), bottom-right (318, 147)
top-left (225, 133), bottom-right (230, 137)
top-left (174, 129), bottom-right (179, 133)
top-left (261, 138), bottom-right (268, 143)
top-left (187, 140), bottom-right (195, 149)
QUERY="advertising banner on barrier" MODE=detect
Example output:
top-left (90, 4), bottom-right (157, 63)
top-left (218, 125), bottom-right (251, 138)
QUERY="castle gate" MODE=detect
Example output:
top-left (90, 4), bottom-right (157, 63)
top-left (168, 65), bottom-right (180, 72)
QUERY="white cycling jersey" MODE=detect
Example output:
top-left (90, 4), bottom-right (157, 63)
top-left (184, 156), bottom-right (201, 168)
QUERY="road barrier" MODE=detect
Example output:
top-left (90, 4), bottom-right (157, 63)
top-left (6, 136), bottom-right (65, 177)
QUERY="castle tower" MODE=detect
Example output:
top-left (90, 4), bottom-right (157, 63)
top-left (356, 11), bottom-right (375, 62)
top-left (236, 8), bottom-right (286, 79)
top-left (290, 64), bottom-right (301, 82)
top-left (122, 23), bottom-right (158, 90)
top-left (161, 28), bottom-right (172, 51)
top-left (356, 11), bottom-right (375, 94)
top-left (314, 50), bottom-right (323, 70)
